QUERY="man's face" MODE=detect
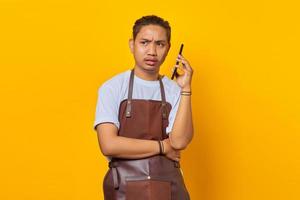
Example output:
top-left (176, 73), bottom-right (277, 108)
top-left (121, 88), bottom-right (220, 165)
top-left (129, 24), bottom-right (170, 74)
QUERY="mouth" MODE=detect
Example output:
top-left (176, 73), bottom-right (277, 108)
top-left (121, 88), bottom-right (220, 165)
top-left (144, 58), bottom-right (158, 66)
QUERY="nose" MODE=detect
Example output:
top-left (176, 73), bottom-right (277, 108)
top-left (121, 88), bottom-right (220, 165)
top-left (147, 43), bottom-right (157, 56)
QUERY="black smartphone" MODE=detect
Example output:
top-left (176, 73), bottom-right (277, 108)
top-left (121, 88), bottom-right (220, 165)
top-left (171, 43), bottom-right (184, 80)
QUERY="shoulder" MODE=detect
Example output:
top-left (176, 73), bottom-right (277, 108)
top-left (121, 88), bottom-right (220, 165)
top-left (98, 70), bottom-right (130, 94)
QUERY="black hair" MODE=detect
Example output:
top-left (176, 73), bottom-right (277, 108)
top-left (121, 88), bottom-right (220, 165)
top-left (132, 15), bottom-right (171, 44)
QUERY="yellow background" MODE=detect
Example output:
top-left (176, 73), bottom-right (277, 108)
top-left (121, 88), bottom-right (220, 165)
top-left (1, 0), bottom-right (299, 199)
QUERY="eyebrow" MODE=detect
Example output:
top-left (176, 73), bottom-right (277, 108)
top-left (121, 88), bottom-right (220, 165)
top-left (140, 38), bottom-right (167, 43)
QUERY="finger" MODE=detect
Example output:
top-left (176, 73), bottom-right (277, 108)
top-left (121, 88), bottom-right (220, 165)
top-left (177, 55), bottom-right (188, 63)
top-left (176, 64), bottom-right (189, 74)
top-left (173, 64), bottom-right (179, 68)
top-left (177, 56), bottom-right (193, 72)
top-left (174, 151), bottom-right (180, 158)
top-left (177, 59), bottom-right (192, 72)
top-left (178, 54), bottom-right (188, 62)
top-left (174, 65), bottom-right (186, 75)
top-left (176, 58), bottom-right (189, 69)
top-left (172, 156), bottom-right (179, 162)
top-left (172, 66), bottom-right (181, 78)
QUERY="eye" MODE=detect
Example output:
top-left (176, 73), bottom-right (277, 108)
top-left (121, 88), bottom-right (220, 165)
top-left (141, 41), bottom-right (148, 45)
top-left (158, 43), bottom-right (165, 47)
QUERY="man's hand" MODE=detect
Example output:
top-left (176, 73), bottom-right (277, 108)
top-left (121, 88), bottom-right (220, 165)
top-left (162, 138), bottom-right (181, 162)
top-left (174, 54), bottom-right (193, 90)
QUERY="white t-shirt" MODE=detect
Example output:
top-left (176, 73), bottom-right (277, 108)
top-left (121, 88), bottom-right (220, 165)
top-left (93, 69), bottom-right (181, 160)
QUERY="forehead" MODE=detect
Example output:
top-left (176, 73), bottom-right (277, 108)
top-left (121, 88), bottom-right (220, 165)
top-left (136, 25), bottom-right (167, 40)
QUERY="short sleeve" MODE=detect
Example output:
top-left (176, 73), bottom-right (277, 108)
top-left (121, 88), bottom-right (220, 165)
top-left (93, 84), bottom-right (120, 131)
top-left (166, 89), bottom-right (181, 134)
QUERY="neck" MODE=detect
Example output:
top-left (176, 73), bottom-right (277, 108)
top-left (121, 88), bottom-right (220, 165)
top-left (134, 66), bottom-right (160, 81)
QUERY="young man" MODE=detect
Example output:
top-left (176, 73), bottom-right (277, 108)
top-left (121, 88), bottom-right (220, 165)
top-left (94, 15), bottom-right (193, 200)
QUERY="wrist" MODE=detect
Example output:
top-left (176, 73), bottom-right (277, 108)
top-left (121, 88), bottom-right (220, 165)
top-left (158, 140), bottom-right (165, 155)
top-left (180, 89), bottom-right (192, 96)
top-left (181, 86), bottom-right (191, 92)
top-left (162, 140), bottom-right (168, 155)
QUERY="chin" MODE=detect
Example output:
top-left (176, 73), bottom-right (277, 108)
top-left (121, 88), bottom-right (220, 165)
top-left (143, 64), bottom-right (160, 73)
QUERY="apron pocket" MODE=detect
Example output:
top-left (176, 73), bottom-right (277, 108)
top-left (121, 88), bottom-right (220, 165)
top-left (125, 175), bottom-right (171, 200)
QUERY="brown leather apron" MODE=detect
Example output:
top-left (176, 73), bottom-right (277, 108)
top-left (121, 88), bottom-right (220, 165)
top-left (103, 69), bottom-right (190, 200)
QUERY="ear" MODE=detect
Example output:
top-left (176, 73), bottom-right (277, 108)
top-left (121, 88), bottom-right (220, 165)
top-left (129, 38), bottom-right (134, 53)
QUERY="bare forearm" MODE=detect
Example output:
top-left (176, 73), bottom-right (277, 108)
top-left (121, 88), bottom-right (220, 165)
top-left (170, 92), bottom-right (194, 149)
top-left (102, 136), bottom-right (160, 159)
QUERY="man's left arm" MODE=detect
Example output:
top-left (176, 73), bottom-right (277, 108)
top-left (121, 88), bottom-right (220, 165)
top-left (169, 54), bottom-right (194, 150)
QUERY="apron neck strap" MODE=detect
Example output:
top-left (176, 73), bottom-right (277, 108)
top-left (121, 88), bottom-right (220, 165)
top-left (126, 69), bottom-right (167, 119)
